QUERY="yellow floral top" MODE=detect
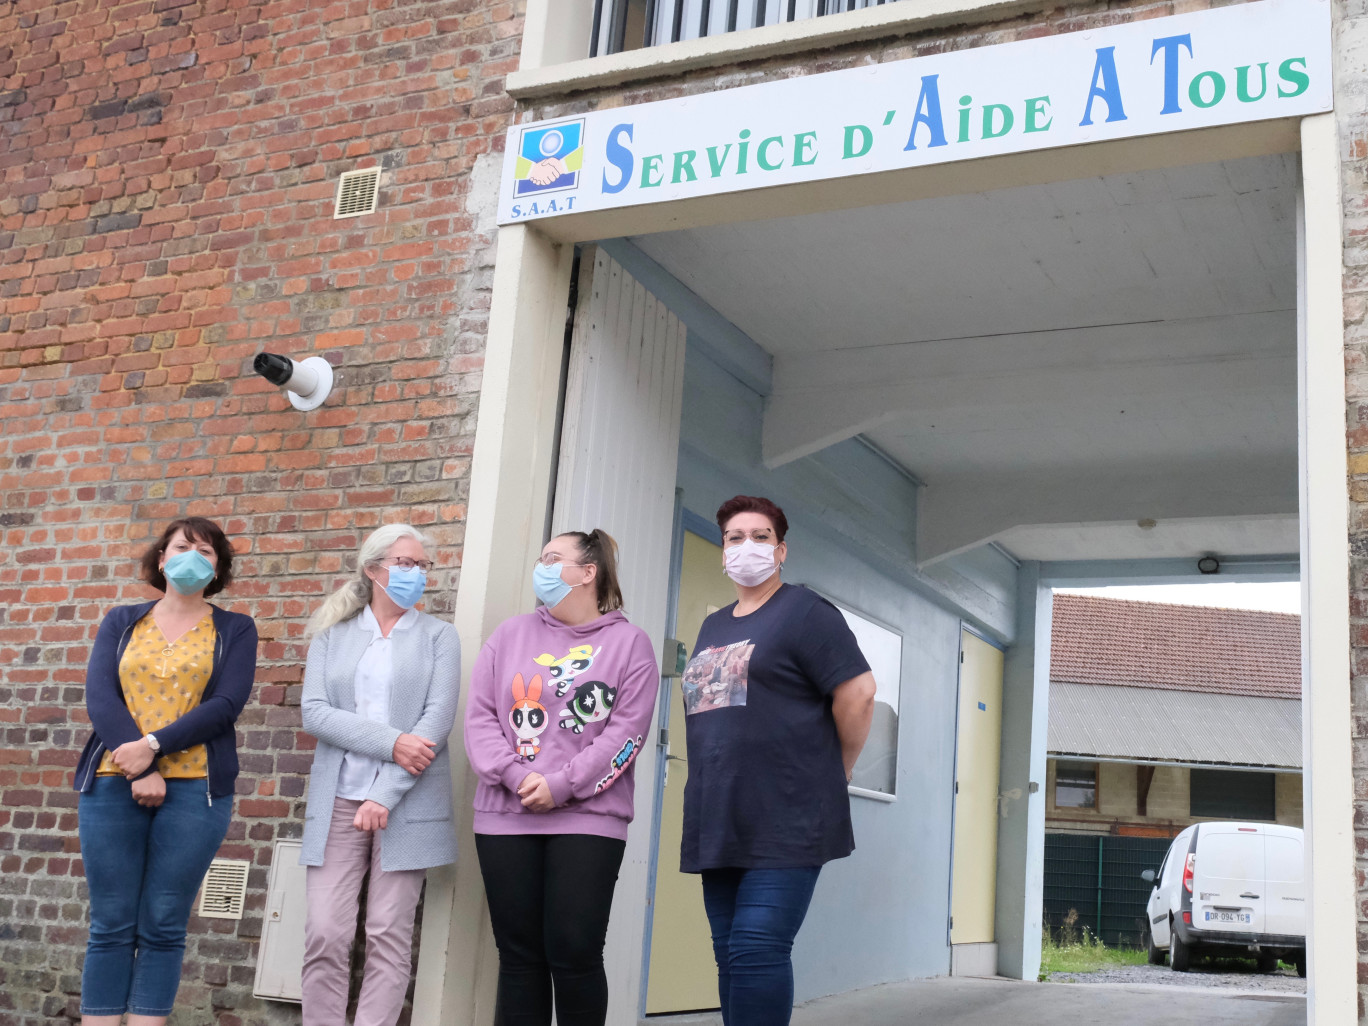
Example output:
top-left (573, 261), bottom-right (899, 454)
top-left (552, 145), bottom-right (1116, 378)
top-left (98, 614), bottom-right (215, 779)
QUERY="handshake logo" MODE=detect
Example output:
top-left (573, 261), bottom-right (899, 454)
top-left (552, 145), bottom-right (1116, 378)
top-left (514, 120), bottom-right (585, 197)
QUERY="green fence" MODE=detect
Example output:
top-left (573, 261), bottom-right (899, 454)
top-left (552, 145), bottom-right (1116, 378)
top-left (1042, 833), bottom-right (1172, 948)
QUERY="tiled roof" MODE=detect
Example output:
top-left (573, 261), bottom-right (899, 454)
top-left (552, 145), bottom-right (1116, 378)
top-left (1050, 594), bottom-right (1301, 699)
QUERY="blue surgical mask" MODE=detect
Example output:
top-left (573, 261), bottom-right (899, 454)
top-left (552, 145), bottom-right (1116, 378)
top-left (533, 562), bottom-right (575, 608)
top-left (383, 565), bottom-right (427, 610)
top-left (163, 550), bottom-right (216, 595)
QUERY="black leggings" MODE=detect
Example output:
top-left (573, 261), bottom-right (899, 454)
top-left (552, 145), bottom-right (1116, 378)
top-left (474, 833), bottom-right (626, 1026)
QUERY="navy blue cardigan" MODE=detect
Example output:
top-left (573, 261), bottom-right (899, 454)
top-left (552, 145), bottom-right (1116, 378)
top-left (75, 601), bottom-right (259, 799)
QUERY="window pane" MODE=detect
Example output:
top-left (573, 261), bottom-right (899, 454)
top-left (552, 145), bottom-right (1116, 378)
top-left (1189, 768), bottom-right (1275, 821)
top-left (1055, 761), bottom-right (1097, 809)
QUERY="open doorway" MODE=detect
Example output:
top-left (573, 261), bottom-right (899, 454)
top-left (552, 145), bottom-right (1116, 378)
top-left (583, 148), bottom-right (1308, 1015)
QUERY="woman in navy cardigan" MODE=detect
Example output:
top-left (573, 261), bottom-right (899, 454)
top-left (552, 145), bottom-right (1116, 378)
top-left (74, 517), bottom-right (257, 1025)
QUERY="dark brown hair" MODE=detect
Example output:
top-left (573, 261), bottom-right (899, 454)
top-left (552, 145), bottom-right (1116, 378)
top-left (716, 495), bottom-right (789, 542)
top-left (558, 529), bottom-right (624, 614)
top-left (140, 517), bottom-right (235, 597)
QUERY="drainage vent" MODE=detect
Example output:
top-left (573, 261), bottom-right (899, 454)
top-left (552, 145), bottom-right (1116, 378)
top-left (334, 167), bottom-right (381, 218)
top-left (197, 858), bottom-right (251, 920)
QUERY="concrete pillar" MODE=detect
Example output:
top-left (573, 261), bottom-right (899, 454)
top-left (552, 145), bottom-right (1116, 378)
top-left (409, 224), bottom-right (576, 1026)
top-left (1297, 112), bottom-right (1356, 1025)
top-left (994, 562), bottom-right (1052, 980)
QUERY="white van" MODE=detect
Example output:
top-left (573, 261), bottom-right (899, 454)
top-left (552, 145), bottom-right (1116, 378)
top-left (1141, 821), bottom-right (1305, 976)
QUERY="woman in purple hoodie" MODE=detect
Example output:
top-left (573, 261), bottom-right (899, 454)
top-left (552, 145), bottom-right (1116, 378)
top-left (464, 529), bottom-right (659, 1026)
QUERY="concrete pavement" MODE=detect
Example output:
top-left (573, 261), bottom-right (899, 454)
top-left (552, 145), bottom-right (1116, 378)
top-left (647, 975), bottom-right (1306, 1026)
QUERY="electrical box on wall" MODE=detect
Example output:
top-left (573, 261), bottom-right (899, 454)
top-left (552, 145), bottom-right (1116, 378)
top-left (253, 840), bottom-right (307, 1003)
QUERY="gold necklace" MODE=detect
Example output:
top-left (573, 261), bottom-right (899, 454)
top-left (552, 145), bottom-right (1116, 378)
top-left (159, 642), bottom-right (176, 678)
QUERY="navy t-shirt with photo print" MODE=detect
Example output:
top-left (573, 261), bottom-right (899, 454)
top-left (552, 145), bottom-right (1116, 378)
top-left (679, 583), bottom-right (871, 872)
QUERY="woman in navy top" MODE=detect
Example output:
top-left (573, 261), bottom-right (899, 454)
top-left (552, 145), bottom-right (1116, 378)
top-left (680, 495), bottom-right (876, 1026)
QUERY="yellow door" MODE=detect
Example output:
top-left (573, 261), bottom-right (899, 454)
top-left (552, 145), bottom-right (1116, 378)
top-left (646, 531), bottom-right (736, 1013)
top-left (950, 630), bottom-right (1005, 945)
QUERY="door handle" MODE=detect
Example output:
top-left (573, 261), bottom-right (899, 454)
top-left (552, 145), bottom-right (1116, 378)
top-left (1239, 892), bottom-right (1260, 899)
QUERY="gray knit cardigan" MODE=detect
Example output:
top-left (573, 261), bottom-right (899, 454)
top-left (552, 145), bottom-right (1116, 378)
top-left (300, 610), bottom-right (460, 872)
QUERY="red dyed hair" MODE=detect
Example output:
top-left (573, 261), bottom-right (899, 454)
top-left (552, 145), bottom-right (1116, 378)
top-left (715, 495), bottom-right (789, 542)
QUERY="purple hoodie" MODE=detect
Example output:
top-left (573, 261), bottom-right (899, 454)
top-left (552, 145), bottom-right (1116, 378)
top-left (464, 606), bottom-right (659, 840)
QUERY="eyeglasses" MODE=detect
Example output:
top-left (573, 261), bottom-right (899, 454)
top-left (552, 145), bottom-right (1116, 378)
top-left (723, 530), bottom-right (775, 545)
top-left (536, 554), bottom-right (585, 568)
top-left (379, 556), bottom-right (435, 572)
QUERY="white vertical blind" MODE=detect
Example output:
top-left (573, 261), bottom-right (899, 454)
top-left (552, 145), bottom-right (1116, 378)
top-left (551, 246), bottom-right (687, 1024)
top-left (595, 0), bottom-right (903, 55)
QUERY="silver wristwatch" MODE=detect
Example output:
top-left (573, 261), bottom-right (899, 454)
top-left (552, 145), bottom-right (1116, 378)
top-left (145, 733), bottom-right (161, 753)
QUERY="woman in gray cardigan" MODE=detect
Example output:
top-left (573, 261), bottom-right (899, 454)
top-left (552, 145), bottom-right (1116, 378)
top-left (299, 524), bottom-right (460, 1026)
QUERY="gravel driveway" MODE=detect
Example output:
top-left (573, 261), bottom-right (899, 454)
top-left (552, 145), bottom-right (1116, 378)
top-left (1047, 961), bottom-right (1307, 993)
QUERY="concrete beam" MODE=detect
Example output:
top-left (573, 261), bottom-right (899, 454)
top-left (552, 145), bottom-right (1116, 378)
top-left (918, 460), bottom-right (1298, 564)
top-left (761, 312), bottom-right (1293, 469)
top-left (1039, 553), bottom-right (1300, 587)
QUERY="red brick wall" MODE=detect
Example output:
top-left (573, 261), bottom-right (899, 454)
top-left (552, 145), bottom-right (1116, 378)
top-left (0, 0), bottom-right (520, 1021)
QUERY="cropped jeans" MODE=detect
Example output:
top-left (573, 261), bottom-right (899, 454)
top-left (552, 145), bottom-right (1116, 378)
top-left (78, 776), bottom-right (232, 1017)
top-left (700, 866), bottom-right (823, 1026)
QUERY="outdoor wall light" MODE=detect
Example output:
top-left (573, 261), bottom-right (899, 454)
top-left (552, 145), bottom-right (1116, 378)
top-left (1197, 556), bottom-right (1220, 575)
top-left (252, 352), bottom-right (335, 411)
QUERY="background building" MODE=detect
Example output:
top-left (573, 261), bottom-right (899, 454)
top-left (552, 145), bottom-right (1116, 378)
top-left (1047, 594), bottom-right (1303, 836)
top-left (1042, 594), bottom-right (1302, 946)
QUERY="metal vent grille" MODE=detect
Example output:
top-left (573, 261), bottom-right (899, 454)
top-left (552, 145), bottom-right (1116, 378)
top-left (334, 167), bottom-right (380, 219)
top-left (197, 858), bottom-right (251, 920)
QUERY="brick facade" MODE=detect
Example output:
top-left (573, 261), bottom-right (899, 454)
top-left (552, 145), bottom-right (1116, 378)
top-left (1334, 0), bottom-right (1368, 1015)
top-left (0, 0), bottom-right (520, 1021)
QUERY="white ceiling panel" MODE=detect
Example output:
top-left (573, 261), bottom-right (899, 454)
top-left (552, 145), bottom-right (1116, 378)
top-left (631, 153), bottom-right (1300, 558)
top-left (632, 154), bottom-right (1298, 356)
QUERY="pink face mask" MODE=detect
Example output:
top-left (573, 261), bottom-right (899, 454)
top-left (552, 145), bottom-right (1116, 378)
top-left (724, 539), bottom-right (778, 587)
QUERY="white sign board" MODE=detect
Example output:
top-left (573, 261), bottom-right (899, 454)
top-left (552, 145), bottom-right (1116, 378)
top-left (498, 0), bottom-right (1330, 225)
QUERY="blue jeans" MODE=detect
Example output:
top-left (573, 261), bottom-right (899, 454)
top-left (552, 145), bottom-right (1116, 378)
top-left (700, 866), bottom-right (822, 1026)
top-left (78, 776), bottom-right (233, 1016)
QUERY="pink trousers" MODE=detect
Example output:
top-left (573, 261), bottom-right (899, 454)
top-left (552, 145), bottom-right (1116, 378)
top-left (302, 798), bottom-right (427, 1026)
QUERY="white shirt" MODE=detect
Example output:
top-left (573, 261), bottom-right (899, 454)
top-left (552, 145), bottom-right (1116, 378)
top-left (335, 605), bottom-right (419, 800)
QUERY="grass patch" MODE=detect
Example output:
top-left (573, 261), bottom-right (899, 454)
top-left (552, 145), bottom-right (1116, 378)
top-left (1040, 934), bottom-right (1147, 976)
top-left (1039, 910), bottom-right (1148, 979)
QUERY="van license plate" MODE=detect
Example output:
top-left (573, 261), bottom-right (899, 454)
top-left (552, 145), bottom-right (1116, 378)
top-left (1204, 911), bottom-right (1251, 924)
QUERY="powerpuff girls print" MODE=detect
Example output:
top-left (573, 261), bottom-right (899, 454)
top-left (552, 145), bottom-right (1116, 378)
top-left (558, 679), bottom-right (617, 733)
top-left (509, 673), bottom-right (548, 759)
top-left (533, 643), bottom-right (600, 697)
